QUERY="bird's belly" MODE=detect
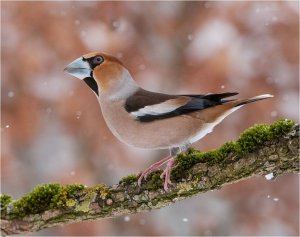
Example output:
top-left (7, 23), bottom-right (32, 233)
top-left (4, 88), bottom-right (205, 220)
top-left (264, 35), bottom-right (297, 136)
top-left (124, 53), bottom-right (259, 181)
top-left (100, 101), bottom-right (204, 149)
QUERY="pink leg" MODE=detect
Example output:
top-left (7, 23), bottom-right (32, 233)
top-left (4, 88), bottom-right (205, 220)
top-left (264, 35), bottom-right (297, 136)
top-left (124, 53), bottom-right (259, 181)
top-left (137, 155), bottom-right (172, 186)
top-left (138, 145), bottom-right (189, 191)
top-left (160, 157), bottom-right (175, 191)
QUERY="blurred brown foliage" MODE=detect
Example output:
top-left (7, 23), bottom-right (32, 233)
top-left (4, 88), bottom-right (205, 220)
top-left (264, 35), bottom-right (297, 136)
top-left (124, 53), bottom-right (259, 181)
top-left (1, 1), bottom-right (299, 236)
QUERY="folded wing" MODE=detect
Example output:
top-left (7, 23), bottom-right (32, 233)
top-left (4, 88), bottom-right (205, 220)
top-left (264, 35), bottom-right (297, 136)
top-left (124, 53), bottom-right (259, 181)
top-left (124, 89), bottom-right (238, 122)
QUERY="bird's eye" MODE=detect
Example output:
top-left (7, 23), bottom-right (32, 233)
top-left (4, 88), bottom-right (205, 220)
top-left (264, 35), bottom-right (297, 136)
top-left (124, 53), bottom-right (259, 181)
top-left (93, 56), bottom-right (104, 65)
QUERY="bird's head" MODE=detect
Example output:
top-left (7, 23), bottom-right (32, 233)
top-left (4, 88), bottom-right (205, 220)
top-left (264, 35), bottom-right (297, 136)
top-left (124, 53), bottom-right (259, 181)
top-left (64, 52), bottom-right (135, 97)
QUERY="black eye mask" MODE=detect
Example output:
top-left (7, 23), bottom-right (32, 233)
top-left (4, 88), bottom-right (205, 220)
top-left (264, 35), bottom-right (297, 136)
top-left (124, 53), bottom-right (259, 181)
top-left (84, 55), bottom-right (104, 70)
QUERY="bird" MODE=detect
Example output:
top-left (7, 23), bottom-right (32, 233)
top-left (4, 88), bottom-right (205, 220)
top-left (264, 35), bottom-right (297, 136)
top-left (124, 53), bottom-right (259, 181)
top-left (64, 51), bottom-right (273, 191)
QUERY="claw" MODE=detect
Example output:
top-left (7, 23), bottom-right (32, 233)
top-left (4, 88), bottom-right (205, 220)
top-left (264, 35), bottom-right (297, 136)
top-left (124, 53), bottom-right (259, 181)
top-left (138, 156), bottom-right (176, 191)
top-left (138, 146), bottom-right (189, 191)
top-left (138, 155), bottom-right (172, 187)
top-left (137, 154), bottom-right (177, 191)
top-left (162, 157), bottom-right (175, 191)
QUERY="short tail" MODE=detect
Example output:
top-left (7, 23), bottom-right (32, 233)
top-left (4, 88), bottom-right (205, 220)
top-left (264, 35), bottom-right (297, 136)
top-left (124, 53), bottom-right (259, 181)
top-left (235, 94), bottom-right (274, 107)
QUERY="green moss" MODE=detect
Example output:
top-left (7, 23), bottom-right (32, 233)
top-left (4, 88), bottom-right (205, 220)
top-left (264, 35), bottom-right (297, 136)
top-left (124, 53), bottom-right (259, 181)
top-left (236, 124), bottom-right (270, 154)
top-left (172, 119), bottom-right (295, 181)
top-left (9, 183), bottom-right (61, 218)
top-left (218, 141), bottom-right (238, 154)
top-left (269, 119), bottom-right (295, 138)
top-left (3, 182), bottom-right (112, 218)
top-left (0, 194), bottom-right (13, 209)
top-left (147, 172), bottom-right (163, 190)
top-left (8, 183), bottom-right (85, 218)
top-left (120, 174), bottom-right (138, 185)
top-left (236, 119), bottom-right (295, 154)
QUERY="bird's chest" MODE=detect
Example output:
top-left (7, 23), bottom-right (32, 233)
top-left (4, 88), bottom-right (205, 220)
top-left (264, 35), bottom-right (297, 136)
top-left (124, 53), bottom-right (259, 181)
top-left (98, 99), bottom-right (201, 149)
top-left (99, 99), bottom-right (142, 145)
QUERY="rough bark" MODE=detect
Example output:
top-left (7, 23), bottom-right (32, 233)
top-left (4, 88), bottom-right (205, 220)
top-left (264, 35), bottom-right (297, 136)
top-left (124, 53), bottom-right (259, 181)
top-left (1, 123), bottom-right (299, 235)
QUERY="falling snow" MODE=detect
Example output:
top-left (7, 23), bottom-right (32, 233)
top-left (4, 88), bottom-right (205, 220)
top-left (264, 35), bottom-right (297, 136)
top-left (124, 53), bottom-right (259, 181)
top-left (182, 217), bottom-right (189, 222)
top-left (124, 216), bottom-right (130, 222)
top-left (265, 173), bottom-right (274, 180)
top-left (273, 197), bottom-right (279, 202)
top-left (5, 125), bottom-right (10, 128)
top-left (270, 111), bottom-right (278, 117)
top-left (112, 20), bottom-right (120, 29)
top-left (187, 34), bottom-right (193, 41)
top-left (8, 91), bottom-right (14, 98)
top-left (76, 111), bottom-right (82, 119)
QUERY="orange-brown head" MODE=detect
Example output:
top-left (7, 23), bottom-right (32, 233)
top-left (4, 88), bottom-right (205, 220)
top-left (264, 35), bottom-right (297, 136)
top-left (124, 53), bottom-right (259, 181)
top-left (64, 52), bottom-right (133, 97)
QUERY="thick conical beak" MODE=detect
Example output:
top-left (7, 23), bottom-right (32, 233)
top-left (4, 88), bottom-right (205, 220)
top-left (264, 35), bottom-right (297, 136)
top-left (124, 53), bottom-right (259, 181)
top-left (64, 57), bottom-right (91, 80)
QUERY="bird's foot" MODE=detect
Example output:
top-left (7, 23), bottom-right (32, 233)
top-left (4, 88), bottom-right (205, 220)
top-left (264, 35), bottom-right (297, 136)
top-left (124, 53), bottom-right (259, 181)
top-left (160, 157), bottom-right (176, 191)
top-left (137, 155), bottom-right (173, 188)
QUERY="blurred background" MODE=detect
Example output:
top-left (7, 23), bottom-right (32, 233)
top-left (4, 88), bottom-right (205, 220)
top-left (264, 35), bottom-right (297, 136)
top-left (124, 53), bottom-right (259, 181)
top-left (1, 1), bottom-right (299, 236)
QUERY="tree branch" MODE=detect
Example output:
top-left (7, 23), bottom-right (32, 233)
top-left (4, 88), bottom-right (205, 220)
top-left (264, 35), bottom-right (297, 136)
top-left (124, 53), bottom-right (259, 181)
top-left (1, 119), bottom-right (299, 235)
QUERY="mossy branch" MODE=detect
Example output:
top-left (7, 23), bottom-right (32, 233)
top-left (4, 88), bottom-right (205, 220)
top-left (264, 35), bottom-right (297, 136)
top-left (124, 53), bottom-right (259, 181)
top-left (1, 119), bottom-right (299, 235)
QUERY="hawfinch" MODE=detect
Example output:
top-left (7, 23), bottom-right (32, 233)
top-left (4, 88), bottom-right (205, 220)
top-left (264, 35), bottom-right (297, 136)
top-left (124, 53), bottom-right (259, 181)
top-left (64, 52), bottom-right (273, 191)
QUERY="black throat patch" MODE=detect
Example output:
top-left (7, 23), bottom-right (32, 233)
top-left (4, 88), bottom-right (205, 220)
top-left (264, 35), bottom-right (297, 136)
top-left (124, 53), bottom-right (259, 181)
top-left (83, 77), bottom-right (99, 96)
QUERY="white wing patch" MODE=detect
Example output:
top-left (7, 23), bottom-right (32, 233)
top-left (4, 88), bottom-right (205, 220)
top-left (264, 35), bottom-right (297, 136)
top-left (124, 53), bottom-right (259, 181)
top-left (131, 98), bottom-right (189, 117)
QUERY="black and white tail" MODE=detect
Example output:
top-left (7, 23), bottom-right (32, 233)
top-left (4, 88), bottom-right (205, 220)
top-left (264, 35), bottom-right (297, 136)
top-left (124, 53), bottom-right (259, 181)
top-left (235, 94), bottom-right (274, 107)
